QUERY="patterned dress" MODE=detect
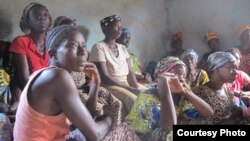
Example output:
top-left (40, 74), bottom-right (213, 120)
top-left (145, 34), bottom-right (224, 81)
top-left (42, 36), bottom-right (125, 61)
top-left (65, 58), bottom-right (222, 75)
top-left (71, 72), bottom-right (124, 127)
top-left (187, 69), bottom-right (209, 90)
top-left (194, 84), bottom-right (250, 124)
top-left (125, 91), bottom-right (172, 141)
top-left (70, 72), bottom-right (140, 141)
top-left (125, 88), bottom-right (206, 141)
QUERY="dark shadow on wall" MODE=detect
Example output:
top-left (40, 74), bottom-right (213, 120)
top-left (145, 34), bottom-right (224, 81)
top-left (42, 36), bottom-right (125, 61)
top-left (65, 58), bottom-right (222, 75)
top-left (0, 8), bottom-right (13, 40)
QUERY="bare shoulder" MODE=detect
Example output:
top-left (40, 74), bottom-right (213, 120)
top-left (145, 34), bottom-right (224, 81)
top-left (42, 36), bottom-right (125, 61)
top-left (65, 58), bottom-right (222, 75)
top-left (36, 67), bottom-right (76, 95)
top-left (28, 67), bottom-right (78, 115)
top-left (39, 67), bottom-right (71, 82)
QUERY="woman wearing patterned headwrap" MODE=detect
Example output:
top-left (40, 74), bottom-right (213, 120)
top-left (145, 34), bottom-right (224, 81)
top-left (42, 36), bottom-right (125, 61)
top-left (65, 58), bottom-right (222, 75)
top-left (194, 51), bottom-right (250, 124)
top-left (181, 49), bottom-right (209, 90)
top-left (125, 57), bottom-right (213, 141)
top-left (52, 16), bottom-right (124, 131)
top-left (236, 25), bottom-right (250, 79)
top-left (89, 15), bottom-right (142, 116)
top-left (9, 2), bottom-right (52, 90)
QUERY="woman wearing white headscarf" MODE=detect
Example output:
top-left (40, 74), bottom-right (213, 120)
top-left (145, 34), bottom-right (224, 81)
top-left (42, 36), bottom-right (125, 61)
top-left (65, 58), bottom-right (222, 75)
top-left (181, 49), bottom-right (209, 90)
top-left (194, 51), bottom-right (250, 124)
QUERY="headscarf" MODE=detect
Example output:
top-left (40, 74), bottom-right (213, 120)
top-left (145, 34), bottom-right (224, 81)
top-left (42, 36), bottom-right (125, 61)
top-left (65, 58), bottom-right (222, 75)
top-left (207, 51), bottom-right (237, 71)
top-left (154, 56), bottom-right (186, 77)
top-left (53, 16), bottom-right (76, 27)
top-left (205, 32), bottom-right (219, 43)
top-left (46, 25), bottom-right (77, 51)
top-left (116, 27), bottom-right (130, 45)
top-left (236, 25), bottom-right (250, 39)
top-left (122, 27), bottom-right (130, 34)
top-left (181, 48), bottom-right (198, 62)
top-left (100, 15), bottom-right (121, 30)
top-left (20, 2), bottom-right (52, 34)
top-left (171, 32), bottom-right (183, 43)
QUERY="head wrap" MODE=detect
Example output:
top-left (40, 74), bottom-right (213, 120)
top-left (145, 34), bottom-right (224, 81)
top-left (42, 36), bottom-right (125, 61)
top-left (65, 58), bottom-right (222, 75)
top-left (122, 27), bottom-right (130, 35)
top-left (46, 25), bottom-right (77, 51)
top-left (171, 32), bottom-right (183, 43)
top-left (181, 48), bottom-right (198, 62)
top-left (20, 2), bottom-right (40, 33)
top-left (20, 2), bottom-right (51, 34)
top-left (100, 15), bottom-right (121, 30)
top-left (154, 56), bottom-right (186, 77)
top-left (116, 27), bottom-right (130, 46)
top-left (205, 32), bottom-right (219, 43)
top-left (53, 16), bottom-right (76, 27)
top-left (208, 51), bottom-right (237, 71)
top-left (236, 25), bottom-right (250, 39)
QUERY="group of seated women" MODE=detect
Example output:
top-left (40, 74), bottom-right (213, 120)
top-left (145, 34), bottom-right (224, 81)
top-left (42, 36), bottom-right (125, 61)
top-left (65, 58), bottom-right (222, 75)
top-left (2, 2), bottom-right (250, 141)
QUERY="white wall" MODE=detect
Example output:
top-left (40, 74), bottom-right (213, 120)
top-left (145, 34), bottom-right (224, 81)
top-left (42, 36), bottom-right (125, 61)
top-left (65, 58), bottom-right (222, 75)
top-left (1, 0), bottom-right (250, 66)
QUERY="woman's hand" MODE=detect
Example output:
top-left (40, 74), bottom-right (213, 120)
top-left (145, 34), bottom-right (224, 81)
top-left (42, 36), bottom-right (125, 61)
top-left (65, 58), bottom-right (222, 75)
top-left (83, 62), bottom-right (101, 85)
top-left (157, 74), bottom-right (170, 99)
top-left (143, 73), bottom-right (152, 83)
top-left (124, 85), bottom-right (143, 95)
top-left (159, 73), bottom-right (185, 93)
top-left (229, 105), bottom-right (245, 119)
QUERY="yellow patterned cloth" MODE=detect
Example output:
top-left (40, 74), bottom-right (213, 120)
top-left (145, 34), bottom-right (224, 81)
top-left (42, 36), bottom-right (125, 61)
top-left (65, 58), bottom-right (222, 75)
top-left (175, 95), bottom-right (194, 115)
top-left (189, 69), bottom-right (209, 90)
top-left (128, 50), bottom-right (142, 75)
top-left (0, 69), bottom-right (9, 87)
top-left (0, 69), bottom-right (11, 104)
